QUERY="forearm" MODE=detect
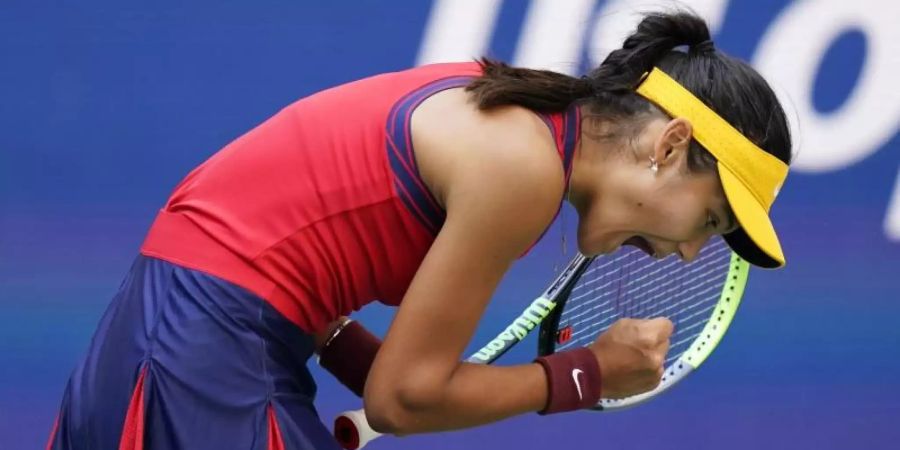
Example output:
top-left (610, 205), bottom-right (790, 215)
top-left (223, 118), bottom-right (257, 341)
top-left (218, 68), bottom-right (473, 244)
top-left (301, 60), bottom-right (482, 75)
top-left (365, 361), bottom-right (548, 434)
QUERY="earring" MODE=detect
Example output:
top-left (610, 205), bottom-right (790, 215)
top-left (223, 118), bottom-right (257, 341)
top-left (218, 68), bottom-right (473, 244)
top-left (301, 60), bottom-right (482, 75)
top-left (648, 156), bottom-right (659, 173)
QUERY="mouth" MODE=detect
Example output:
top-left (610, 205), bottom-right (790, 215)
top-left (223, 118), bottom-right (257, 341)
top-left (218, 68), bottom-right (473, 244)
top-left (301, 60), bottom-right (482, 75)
top-left (623, 235), bottom-right (657, 258)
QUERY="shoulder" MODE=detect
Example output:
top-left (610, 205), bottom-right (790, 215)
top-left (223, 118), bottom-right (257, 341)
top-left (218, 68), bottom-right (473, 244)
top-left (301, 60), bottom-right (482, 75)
top-left (412, 87), bottom-right (565, 202)
top-left (412, 88), bottom-right (566, 253)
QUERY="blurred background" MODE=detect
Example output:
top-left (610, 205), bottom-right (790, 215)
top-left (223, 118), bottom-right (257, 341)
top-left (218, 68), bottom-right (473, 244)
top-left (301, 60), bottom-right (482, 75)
top-left (2, 0), bottom-right (899, 449)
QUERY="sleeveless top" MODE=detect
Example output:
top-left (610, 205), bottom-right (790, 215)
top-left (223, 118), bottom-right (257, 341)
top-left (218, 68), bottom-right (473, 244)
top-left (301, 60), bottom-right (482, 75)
top-left (140, 62), bottom-right (580, 333)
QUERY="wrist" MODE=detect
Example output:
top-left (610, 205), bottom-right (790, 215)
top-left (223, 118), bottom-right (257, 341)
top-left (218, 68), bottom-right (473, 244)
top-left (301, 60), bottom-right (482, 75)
top-left (534, 347), bottom-right (602, 414)
top-left (321, 318), bottom-right (354, 351)
top-left (318, 320), bottom-right (381, 397)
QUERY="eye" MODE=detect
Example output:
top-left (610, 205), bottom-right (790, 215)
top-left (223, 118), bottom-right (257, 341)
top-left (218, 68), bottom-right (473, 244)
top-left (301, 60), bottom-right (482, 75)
top-left (706, 212), bottom-right (718, 230)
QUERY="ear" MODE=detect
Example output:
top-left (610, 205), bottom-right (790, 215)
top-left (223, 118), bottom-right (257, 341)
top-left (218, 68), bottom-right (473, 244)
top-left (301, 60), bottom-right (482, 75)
top-left (651, 118), bottom-right (693, 167)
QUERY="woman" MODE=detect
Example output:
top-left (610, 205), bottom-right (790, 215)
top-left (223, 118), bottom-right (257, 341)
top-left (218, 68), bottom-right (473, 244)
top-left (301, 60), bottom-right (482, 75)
top-left (47, 11), bottom-right (791, 450)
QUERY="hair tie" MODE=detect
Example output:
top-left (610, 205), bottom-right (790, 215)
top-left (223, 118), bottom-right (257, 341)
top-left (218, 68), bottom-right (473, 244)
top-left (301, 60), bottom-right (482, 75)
top-left (691, 39), bottom-right (715, 54)
top-left (573, 75), bottom-right (595, 97)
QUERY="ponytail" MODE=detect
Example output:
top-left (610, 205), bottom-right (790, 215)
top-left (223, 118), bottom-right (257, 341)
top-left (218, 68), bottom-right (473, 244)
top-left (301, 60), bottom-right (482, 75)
top-left (467, 12), bottom-right (712, 114)
top-left (466, 10), bottom-right (791, 171)
top-left (465, 58), bottom-right (592, 112)
top-left (590, 11), bottom-right (712, 94)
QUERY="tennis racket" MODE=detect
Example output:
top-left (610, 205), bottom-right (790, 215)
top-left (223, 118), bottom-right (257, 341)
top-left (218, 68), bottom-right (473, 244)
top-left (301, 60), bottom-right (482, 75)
top-left (334, 236), bottom-right (749, 449)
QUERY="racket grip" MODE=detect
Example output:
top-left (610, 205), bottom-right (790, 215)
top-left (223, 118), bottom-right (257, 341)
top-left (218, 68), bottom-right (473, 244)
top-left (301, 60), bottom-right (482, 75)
top-left (334, 408), bottom-right (383, 449)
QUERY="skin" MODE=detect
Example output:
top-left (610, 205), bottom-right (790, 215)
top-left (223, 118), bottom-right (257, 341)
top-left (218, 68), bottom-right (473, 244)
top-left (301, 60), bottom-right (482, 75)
top-left (569, 116), bottom-right (739, 259)
top-left (336, 87), bottom-right (739, 434)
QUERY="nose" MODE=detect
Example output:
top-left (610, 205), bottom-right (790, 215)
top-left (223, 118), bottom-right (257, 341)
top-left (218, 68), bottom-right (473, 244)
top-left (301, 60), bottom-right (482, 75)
top-left (678, 235), bottom-right (711, 262)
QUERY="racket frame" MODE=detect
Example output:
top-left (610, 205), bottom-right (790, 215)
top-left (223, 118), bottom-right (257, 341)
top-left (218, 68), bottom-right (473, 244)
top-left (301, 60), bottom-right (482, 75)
top-left (537, 251), bottom-right (750, 410)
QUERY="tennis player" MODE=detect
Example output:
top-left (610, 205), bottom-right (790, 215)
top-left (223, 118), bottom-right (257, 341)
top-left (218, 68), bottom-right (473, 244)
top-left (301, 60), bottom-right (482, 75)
top-left (47, 11), bottom-right (791, 450)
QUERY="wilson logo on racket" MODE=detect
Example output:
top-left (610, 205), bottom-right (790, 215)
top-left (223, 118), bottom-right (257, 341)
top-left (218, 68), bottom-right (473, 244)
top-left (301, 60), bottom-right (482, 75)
top-left (470, 297), bottom-right (556, 362)
top-left (557, 325), bottom-right (573, 344)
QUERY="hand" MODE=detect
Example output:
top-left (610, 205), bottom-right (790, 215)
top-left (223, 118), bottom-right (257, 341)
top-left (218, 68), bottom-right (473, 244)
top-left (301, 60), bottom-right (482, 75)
top-left (588, 318), bottom-right (673, 399)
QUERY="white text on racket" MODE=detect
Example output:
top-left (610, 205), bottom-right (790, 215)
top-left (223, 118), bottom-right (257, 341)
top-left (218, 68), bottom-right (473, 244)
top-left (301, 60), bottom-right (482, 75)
top-left (470, 297), bottom-right (556, 362)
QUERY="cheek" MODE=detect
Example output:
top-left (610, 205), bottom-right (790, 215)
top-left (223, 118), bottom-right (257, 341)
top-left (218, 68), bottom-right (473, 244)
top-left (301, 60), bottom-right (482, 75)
top-left (645, 193), bottom-right (705, 239)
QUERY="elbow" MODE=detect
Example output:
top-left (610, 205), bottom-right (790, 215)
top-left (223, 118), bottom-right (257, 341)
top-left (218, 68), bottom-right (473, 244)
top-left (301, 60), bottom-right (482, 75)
top-left (363, 401), bottom-right (404, 435)
top-left (364, 376), bottom-right (445, 434)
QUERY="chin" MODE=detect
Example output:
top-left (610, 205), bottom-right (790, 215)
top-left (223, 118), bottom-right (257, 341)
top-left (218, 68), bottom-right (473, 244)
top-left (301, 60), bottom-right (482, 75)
top-left (574, 236), bottom-right (591, 256)
top-left (576, 233), bottom-right (614, 257)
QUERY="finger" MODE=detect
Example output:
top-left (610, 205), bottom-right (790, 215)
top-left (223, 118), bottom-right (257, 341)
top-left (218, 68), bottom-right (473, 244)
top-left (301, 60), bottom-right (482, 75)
top-left (647, 317), bottom-right (673, 332)
top-left (645, 317), bottom-right (674, 339)
top-left (652, 328), bottom-right (672, 357)
top-left (657, 338), bottom-right (671, 357)
top-left (649, 352), bottom-right (665, 370)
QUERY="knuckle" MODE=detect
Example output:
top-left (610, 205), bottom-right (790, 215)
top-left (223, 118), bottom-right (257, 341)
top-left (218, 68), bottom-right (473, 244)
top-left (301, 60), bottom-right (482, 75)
top-left (651, 318), bottom-right (674, 336)
top-left (639, 351), bottom-right (663, 370)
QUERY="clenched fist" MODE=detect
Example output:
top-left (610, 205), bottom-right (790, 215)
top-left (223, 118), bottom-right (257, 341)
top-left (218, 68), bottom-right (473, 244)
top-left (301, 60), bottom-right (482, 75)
top-left (588, 318), bottom-right (674, 399)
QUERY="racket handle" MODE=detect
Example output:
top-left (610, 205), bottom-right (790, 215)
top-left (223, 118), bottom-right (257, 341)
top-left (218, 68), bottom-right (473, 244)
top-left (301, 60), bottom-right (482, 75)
top-left (334, 408), bottom-right (382, 449)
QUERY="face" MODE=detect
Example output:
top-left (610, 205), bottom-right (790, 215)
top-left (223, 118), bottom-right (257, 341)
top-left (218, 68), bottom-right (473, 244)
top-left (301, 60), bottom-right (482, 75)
top-left (569, 116), bottom-right (738, 260)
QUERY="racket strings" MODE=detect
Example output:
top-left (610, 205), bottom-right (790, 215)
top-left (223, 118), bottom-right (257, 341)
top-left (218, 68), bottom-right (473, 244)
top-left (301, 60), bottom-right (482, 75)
top-left (561, 249), bottom-right (729, 331)
top-left (554, 238), bottom-right (732, 367)
top-left (561, 244), bottom-right (729, 317)
top-left (569, 251), bottom-right (725, 325)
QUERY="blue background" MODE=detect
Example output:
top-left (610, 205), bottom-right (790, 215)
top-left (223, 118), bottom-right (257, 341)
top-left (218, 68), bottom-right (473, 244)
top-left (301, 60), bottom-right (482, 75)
top-left (2, 1), bottom-right (898, 449)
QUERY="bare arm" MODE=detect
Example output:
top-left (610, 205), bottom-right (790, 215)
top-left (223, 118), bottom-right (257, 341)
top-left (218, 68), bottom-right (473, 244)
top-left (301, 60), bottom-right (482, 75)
top-left (363, 100), bottom-right (566, 434)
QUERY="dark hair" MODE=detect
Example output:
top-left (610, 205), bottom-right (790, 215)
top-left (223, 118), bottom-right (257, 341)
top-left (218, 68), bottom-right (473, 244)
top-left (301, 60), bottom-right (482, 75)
top-left (466, 11), bottom-right (792, 172)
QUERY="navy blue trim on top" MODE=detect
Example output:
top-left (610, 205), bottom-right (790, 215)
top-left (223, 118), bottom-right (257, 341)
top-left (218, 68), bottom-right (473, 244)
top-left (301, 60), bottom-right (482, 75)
top-left (385, 76), bottom-right (474, 235)
top-left (561, 102), bottom-right (580, 182)
top-left (526, 103), bottom-right (581, 252)
top-left (386, 79), bottom-right (581, 237)
top-left (537, 102), bottom-right (580, 185)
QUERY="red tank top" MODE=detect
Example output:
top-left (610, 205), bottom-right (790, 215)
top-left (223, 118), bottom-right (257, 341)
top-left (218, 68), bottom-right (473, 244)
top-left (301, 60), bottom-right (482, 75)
top-left (140, 62), bottom-right (580, 333)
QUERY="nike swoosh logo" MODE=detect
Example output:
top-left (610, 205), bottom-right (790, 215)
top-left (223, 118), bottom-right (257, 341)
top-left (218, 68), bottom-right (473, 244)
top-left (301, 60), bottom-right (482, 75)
top-left (571, 369), bottom-right (584, 400)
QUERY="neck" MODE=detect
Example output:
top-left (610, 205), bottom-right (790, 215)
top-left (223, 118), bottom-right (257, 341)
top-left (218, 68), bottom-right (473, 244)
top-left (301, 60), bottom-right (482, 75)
top-left (566, 129), bottom-right (621, 211)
